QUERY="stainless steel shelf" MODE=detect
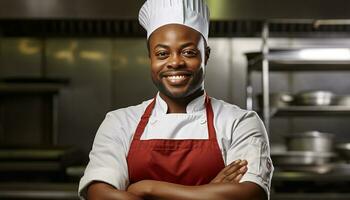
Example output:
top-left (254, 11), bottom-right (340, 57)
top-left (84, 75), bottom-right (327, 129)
top-left (0, 78), bottom-right (69, 94)
top-left (0, 83), bottom-right (62, 94)
top-left (246, 49), bottom-right (350, 71)
top-left (0, 161), bottom-right (61, 172)
top-left (270, 106), bottom-right (350, 117)
top-left (271, 165), bottom-right (350, 199)
top-left (271, 193), bottom-right (350, 200)
top-left (66, 166), bottom-right (85, 178)
top-left (273, 170), bottom-right (350, 182)
top-left (0, 182), bottom-right (78, 200)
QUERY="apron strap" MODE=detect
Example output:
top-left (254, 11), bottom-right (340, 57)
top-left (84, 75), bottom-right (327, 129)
top-left (133, 97), bottom-right (156, 140)
top-left (205, 95), bottom-right (217, 141)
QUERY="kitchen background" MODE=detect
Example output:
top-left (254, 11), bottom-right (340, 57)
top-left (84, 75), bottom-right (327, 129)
top-left (1, 0), bottom-right (350, 199)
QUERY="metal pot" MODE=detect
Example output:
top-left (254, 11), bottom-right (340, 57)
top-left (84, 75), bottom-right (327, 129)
top-left (294, 90), bottom-right (335, 106)
top-left (272, 151), bottom-right (335, 166)
top-left (285, 131), bottom-right (334, 152)
top-left (335, 143), bottom-right (350, 161)
top-left (257, 92), bottom-right (294, 108)
top-left (334, 95), bottom-right (350, 106)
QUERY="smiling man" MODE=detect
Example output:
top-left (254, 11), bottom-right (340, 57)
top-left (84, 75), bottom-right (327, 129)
top-left (78, 0), bottom-right (273, 200)
top-left (149, 24), bottom-right (208, 112)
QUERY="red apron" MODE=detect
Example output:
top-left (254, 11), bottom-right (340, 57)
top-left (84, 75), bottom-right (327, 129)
top-left (126, 96), bottom-right (225, 185)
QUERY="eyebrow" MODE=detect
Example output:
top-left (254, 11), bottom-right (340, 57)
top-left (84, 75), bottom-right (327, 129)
top-left (153, 42), bottom-right (197, 50)
top-left (153, 44), bottom-right (169, 50)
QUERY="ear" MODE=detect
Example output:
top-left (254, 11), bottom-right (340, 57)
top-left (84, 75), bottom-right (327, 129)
top-left (205, 46), bottom-right (211, 65)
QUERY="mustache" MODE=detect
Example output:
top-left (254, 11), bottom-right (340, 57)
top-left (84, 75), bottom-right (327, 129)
top-left (160, 70), bottom-right (193, 77)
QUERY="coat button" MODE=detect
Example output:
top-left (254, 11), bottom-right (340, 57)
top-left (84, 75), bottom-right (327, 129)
top-left (150, 118), bottom-right (158, 125)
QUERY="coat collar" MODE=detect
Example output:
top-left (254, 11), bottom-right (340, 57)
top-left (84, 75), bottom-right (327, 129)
top-left (154, 92), bottom-right (206, 115)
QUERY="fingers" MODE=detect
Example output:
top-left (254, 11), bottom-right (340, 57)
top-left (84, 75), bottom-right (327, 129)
top-left (212, 160), bottom-right (240, 182)
top-left (210, 159), bottom-right (248, 184)
top-left (223, 160), bottom-right (247, 176)
top-left (222, 159), bottom-right (248, 183)
top-left (219, 159), bottom-right (242, 175)
top-left (233, 173), bottom-right (243, 182)
top-left (224, 164), bottom-right (247, 183)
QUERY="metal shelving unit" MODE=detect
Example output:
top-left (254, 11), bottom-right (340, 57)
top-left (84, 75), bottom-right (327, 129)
top-left (246, 50), bottom-right (350, 71)
top-left (245, 22), bottom-right (350, 131)
top-left (244, 20), bottom-right (350, 200)
top-left (271, 106), bottom-right (350, 117)
top-left (256, 106), bottom-right (350, 118)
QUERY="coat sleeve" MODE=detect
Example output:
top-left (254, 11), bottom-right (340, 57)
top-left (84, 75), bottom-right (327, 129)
top-left (226, 111), bottom-right (274, 199)
top-left (78, 112), bottom-right (131, 199)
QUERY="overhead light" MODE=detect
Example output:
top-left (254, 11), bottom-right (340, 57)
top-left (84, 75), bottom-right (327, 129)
top-left (80, 51), bottom-right (105, 61)
top-left (18, 39), bottom-right (40, 55)
top-left (298, 48), bottom-right (350, 61)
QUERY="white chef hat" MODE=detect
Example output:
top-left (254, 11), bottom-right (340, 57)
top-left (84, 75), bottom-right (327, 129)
top-left (139, 0), bottom-right (210, 43)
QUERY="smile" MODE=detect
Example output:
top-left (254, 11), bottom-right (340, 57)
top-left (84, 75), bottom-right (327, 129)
top-left (163, 74), bottom-right (191, 85)
top-left (167, 75), bottom-right (187, 80)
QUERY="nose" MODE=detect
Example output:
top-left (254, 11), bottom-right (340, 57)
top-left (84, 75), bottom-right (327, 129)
top-left (167, 53), bottom-right (185, 68)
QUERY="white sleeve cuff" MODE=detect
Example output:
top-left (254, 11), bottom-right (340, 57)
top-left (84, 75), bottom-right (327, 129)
top-left (78, 168), bottom-right (129, 200)
top-left (240, 172), bottom-right (270, 200)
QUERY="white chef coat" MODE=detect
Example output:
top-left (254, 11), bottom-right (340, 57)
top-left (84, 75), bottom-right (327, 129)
top-left (78, 93), bottom-right (274, 199)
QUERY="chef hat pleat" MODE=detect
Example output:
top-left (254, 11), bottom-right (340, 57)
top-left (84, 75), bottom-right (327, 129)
top-left (138, 0), bottom-right (210, 43)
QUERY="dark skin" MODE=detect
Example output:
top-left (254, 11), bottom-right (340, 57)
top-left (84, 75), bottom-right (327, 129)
top-left (88, 160), bottom-right (249, 200)
top-left (148, 24), bottom-right (209, 113)
top-left (87, 24), bottom-right (266, 200)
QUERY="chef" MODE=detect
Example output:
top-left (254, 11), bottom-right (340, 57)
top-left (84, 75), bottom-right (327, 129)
top-left (78, 0), bottom-right (273, 199)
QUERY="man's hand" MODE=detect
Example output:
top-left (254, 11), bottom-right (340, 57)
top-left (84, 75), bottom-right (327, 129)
top-left (88, 182), bottom-right (144, 200)
top-left (127, 180), bottom-right (152, 198)
top-left (126, 160), bottom-right (248, 199)
top-left (210, 159), bottom-right (248, 184)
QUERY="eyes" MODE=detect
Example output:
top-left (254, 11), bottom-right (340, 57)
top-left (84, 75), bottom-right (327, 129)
top-left (155, 49), bottom-right (198, 60)
top-left (155, 51), bottom-right (169, 59)
top-left (182, 49), bottom-right (198, 57)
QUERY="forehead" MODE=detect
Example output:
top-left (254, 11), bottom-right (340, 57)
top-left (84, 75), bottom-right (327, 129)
top-left (149, 24), bottom-right (202, 47)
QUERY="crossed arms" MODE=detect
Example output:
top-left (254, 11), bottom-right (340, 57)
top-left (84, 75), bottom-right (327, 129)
top-left (86, 159), bottom-right (267, 200)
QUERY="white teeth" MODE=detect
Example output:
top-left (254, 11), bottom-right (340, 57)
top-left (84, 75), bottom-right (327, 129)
top-left (167, 75), bottom-right (186, 80)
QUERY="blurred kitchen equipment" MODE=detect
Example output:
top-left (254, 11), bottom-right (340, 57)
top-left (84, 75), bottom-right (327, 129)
top-left (294, 90), bottom-right (335, 106)
top-left (275, 163), bottom-right (334, 174)
top-left (271, 151), bottom-right (335, 166)
top-left (257, 92), bottom-right (294, 108)
top-left (285, 131), bottom-right (334, 152)
top-left (0, 146), bottom-right (85, 181)
top-left (330, 163), bottom-right (350, 174)
top-left (0, 77), bottom-right (69, 147)
top-left (335, 143), bottom-right (350, 161)
top-left (334, 95), bottom-right (350, 106)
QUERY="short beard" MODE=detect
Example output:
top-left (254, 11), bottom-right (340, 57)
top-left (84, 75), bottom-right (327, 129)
top-left (152, 79), bottom-right (186, 99)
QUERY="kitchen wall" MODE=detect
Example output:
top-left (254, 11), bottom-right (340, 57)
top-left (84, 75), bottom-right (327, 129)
top-left (1, 37), bottom-right (350, 154)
